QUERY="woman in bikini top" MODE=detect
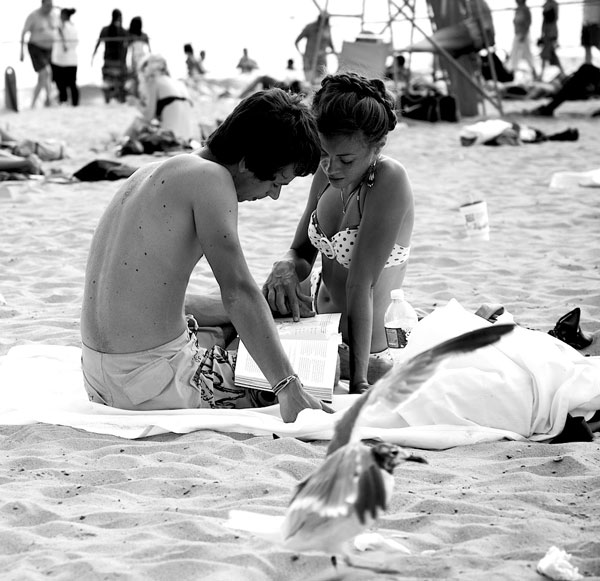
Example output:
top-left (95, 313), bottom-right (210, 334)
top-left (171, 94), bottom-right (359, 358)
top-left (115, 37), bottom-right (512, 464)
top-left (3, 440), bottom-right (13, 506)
top-left (308, 179), bottom-right (410, 269)
top-left (263, 72), bottom-right (414, 395)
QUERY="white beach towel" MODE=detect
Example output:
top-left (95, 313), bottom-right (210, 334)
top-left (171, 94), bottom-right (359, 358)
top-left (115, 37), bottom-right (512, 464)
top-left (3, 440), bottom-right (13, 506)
top-left (549, 168), bottom-right (600, 189)
top-left (1, 300), bottom-right (599, 449)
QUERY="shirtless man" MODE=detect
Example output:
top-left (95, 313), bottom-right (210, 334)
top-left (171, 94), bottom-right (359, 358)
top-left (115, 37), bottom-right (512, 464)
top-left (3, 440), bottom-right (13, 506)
top-left (81, 89), bottom-right (331, 423)
top-left (20, 0), bottom-right (57, 108)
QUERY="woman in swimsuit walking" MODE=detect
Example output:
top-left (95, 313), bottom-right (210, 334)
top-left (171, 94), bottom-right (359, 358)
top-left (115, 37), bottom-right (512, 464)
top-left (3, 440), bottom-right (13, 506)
top-left (263, 72), bottom-right (414, 395)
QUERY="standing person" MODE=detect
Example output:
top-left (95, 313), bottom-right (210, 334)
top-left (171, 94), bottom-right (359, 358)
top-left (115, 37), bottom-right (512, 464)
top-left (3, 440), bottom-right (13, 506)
top-left (184, 43), bottom-right (205, 79)
top-left (263, 72), bottom-right (414, 394)
top-left (508, 0), bottom-right (538, 80)
top-left (127, 16), bottom-right (151, 98)
top-left (582, 0), bottom-right (600, 64)
top-left (20, 0), bottom-right (58, 108)
top-left (92, 9), bottom-right (128, 104)
top-left (295, 12), bottom-right (335, 84)
top-left (236, 48), bottom-right (259, 74)
top-left (539, 0), bottom-right (565, 80)
top-left (51, 8), bottom-right (79, 106)
top-left (81, 88), bottom-right (331, 422)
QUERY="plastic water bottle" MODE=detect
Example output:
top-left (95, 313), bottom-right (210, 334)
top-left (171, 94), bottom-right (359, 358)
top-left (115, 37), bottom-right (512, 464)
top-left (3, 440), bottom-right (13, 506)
top-left (384, 289), bottom-right (418, 352)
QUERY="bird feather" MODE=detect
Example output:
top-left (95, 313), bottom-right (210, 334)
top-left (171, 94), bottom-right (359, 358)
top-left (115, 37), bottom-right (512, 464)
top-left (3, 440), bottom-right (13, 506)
top-left (327, 324), bottom-right (515, 455)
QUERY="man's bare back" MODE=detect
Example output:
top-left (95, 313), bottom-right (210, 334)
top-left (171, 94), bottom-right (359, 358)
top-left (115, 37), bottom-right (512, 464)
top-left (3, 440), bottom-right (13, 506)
top-left (82, 155), bottom-right (211, 353)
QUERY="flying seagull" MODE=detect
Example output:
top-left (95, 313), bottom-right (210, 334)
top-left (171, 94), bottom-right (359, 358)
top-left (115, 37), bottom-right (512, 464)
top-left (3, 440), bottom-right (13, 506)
top-left (229, 324), bottom-right (515, 559)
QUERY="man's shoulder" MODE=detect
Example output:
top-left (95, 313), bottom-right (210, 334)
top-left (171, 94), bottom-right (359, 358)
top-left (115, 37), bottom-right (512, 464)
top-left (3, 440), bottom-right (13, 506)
top-left (160, 154), bottom-right (233, 188)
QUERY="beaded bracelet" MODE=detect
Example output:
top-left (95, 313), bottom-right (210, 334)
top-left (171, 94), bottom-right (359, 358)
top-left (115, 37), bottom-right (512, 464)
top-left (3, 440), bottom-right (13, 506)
top-left (272, 374), bottom-right (301, 397)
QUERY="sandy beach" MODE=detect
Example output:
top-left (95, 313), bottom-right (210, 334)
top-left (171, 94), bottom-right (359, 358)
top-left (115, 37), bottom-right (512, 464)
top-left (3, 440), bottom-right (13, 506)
top-left (1, 87), bottom-right (599, 580)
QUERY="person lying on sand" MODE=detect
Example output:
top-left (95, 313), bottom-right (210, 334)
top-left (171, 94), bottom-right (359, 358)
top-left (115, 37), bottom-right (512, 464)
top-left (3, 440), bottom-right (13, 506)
top-left (0, 126), bottom-right (67, 162)
top-left (80, 88), bottom-right (332, 423)
top-left (0, 150), bottom-right (44, 176)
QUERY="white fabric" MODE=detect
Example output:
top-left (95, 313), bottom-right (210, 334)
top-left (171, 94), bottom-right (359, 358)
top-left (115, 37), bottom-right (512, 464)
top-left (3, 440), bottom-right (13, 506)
top-left (460, 119), bottom-right (513, 144)
top-left (384, 299), bottom-right (600, 442)
top-left (51, 21), bottom-right (78, 67)
top-left (1, 299), bottom-right (599, 449)
top-left (550, 168), bottom-right (600, 189)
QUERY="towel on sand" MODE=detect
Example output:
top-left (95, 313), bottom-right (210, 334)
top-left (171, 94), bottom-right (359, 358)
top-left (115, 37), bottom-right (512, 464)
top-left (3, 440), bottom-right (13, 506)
top-left (1, 300), bottom-right (598, 449)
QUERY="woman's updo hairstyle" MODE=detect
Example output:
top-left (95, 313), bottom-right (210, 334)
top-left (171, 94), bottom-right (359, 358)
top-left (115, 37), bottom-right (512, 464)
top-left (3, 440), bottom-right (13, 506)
top-left (312, 72), bottom-right (397, 144)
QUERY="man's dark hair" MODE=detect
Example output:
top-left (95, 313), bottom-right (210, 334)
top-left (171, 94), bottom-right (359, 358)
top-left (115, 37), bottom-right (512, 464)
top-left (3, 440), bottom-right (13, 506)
top-left (206, 89), bottom-right (320, 181)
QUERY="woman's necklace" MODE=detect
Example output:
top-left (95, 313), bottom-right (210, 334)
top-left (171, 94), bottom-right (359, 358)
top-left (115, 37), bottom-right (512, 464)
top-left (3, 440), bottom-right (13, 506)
top-left (339, 158), bottom-right (379, 214)
top-left (340, 182), bottom-right (361, 214)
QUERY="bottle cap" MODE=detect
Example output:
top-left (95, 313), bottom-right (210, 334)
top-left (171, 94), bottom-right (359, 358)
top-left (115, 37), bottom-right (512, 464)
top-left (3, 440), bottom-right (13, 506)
top-left (390, 288), bottom-right (405, 300)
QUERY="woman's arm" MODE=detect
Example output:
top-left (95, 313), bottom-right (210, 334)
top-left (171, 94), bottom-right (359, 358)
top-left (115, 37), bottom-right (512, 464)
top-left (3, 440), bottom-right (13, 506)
top-left (345, 159), bottom-right (414, 392)
top-left (262, 168), bottom-right (325, 320)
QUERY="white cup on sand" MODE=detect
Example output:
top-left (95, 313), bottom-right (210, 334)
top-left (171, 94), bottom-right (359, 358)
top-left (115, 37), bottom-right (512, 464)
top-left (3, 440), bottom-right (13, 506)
top-left (459, 199), bottom-right (490, 240)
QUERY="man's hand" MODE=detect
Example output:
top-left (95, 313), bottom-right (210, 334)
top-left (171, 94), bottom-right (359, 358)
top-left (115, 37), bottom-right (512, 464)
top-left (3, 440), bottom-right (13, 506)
top-left (263, 259), bottom-right (314, 322)
top-left (277, 378), bottom-right (334, 423)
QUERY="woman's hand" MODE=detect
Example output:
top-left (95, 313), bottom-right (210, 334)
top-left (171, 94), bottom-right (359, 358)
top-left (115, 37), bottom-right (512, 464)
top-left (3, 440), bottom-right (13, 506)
top-left (263, 259), bottom-right (314, 321)
top-left (349, 381), bottom-right (370, 395)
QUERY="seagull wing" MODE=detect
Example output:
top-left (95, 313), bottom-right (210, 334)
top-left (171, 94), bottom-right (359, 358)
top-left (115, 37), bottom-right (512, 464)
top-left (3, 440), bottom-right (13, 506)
top-left (282, 443), bottom-right (385, 545)
top-left (327, 324), bottom-right (515, 455)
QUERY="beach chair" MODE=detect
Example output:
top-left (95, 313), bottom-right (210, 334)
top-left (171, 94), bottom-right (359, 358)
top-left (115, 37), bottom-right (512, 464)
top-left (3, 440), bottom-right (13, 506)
top-left (337, 40), bottom-right (391, 78)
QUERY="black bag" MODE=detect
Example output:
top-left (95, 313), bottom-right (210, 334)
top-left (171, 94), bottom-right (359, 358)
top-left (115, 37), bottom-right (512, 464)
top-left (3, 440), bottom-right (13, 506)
top-left (480, 51), bottom-right (514, 83)
top-left (399, 92), bottom-right (459, 123)
top-left (73, 159), bottom-right (137, 181)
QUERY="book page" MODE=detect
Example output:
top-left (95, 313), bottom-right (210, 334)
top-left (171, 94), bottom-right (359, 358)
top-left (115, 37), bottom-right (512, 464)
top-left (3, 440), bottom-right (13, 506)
top-left (274, 312), bottom-right (341, 340)
top-left (234, 313), bottom-right (342, 397)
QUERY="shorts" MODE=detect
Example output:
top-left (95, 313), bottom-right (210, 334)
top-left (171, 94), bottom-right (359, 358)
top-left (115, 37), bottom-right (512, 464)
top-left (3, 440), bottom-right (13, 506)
top-left (27, 43), bottom-right (52, 73)
top-left (582, 23), bottom-right (600, 48)
top-left (82, 330), bottom-right (276, 411)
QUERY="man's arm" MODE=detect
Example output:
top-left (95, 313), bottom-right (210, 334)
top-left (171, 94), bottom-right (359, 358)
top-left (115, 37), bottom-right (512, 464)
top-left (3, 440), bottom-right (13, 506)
top-left (186, 160), bottom-right (330, 421)
top-left (91, 28), bottom-right (104, 63)
top-left (20, 14), bottom-right (32, 61)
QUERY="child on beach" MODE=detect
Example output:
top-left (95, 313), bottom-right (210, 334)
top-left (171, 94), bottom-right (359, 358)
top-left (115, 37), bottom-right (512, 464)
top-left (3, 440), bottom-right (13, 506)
top-left (80, 89), bottom-right (331, 423)
top-left (262, 72), bottom-right (414, 395)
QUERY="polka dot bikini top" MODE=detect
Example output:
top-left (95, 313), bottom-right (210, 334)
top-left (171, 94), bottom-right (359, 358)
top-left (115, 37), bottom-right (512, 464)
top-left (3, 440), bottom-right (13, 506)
top-left (307, 182), bottom-right (410, 269)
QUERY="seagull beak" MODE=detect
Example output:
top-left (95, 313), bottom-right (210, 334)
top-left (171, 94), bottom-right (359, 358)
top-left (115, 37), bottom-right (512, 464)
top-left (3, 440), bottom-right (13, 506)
top-left (406, 454), bottom-right (428, 464)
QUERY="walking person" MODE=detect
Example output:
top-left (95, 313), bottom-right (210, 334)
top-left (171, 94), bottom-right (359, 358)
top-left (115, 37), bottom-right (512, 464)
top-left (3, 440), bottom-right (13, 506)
top-left (539, 0), bottom-right (566, 80)
top-left (51, 8), bottom-right (79, 106)
top-left (236, 48), bottom-right (259, 74)
top-left (582, 0), bottom-right (600, 64)
top-left (295, 12), bottom-right (335, 84)
top-left (127, 16), bottom-right (151, 98)
top-left (92, 9), bottom-right (128, 104)
top-left (508, 0), bottom-right (538, 80)
top-left (20, 0), bottom-right (58, 108)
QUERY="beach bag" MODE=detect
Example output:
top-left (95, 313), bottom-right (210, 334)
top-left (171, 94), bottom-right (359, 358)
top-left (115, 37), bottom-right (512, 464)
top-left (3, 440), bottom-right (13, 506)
top-left (480, 51), bottom-right (514, 83)
top-left (400, 91), bottom-right (458, 123)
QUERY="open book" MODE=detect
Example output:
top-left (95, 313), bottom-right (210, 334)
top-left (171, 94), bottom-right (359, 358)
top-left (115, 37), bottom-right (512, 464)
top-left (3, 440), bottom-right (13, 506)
top-left (235, 313), bottom-right (342, 403)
